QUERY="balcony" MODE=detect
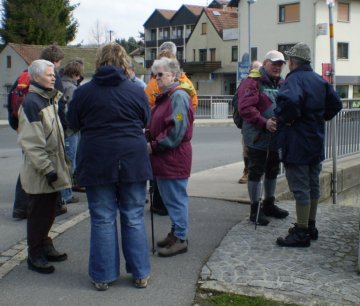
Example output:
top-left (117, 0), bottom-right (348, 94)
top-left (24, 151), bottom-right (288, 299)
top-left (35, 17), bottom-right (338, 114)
top-left (144, 40), bottom-right (157, 48)
top-left (182, 61), bottom-right (222, 74)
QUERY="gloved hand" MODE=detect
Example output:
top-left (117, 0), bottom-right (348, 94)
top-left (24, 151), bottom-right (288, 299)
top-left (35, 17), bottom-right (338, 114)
top-left (45, 171), bottom-right (58, 189)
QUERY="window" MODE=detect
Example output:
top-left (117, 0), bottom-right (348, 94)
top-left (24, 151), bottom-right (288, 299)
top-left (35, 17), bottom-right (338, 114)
top-left (201, 23), bottom-right (207, 35)
top-left (231, 46), bottom-right (238, 62)
top-left (177, 26), bottom-right (183, 38)
top-left (279, 3), bottom-right (300, 23)
top-left (193, 49), bottom-right (196, 61)
top-left (158, 28), bottom-right (163, 40)
top-left (163, 28), bottom-right (170, 39)
top-left (337, 42), bottom-right (349, 59)
top-left (336, 85), bottom-right (348, 99)
top-left (251, 47), bottom-right (258, 62)
top-left (353, 85), bottom-right (360, 98)
top-left (150, 29), bottom-right (156, 41)
top-left (186, 25), bottom-right (194, 38)
top-left (199, 49), bottom-right (207, 62)
top-left (177, 48), bottom-right (184, 61)
top-left (210, 48), bottom-right (216, 62)
top-left (278, 43), bottom-right (296, 60)
top-left (338, 2), bottom-right (350, 22)
top-left (150, 49), bottom-right (157, 60)
top-left (7, 56), bottom-right (11, 68)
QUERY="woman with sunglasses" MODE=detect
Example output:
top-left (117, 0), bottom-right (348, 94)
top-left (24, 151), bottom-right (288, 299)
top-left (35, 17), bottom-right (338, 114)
top-left (146, 57), bottom-right (194, 257)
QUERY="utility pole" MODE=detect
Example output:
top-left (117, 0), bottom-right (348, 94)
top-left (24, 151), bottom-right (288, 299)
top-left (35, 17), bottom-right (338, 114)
top-left (247, 0), bottom-right (257, 63)
top-left (108, 30), bottom-right (114, 42)
top-left (327, 0), bottom-right (337, 204)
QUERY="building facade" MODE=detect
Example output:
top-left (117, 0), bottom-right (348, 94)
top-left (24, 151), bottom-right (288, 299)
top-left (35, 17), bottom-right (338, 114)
top-left (229, 0), bottom-right (360, 98)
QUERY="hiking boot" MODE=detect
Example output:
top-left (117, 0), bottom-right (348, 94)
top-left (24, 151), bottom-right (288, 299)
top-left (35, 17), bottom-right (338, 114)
top-left (158, 236), bottom-right (188, 257)
top-left (134, 276), bottom-right (150, 289)
top-left (249, 202), bottom-right (269, 226)
top-left (27, 256), bottom-right (55, 274)
top-left (238, 169), bottom-right (248, 184)
top-left (12, 210), bottom-right (27, 220)
top-left (262, 196), bottom-right (289, 219)
top-left (43, 245), bottom-right (68, 262)
top-left (157, 231), bottom-right (174, 248)
top-left (64, 196), bottom-right (79, 204)
top-left (288, 221), bottom-right (318, 240)
top-left (277, 226), bottom-right (311, 247)
top-left (92, 281), bottom-right (109, 291)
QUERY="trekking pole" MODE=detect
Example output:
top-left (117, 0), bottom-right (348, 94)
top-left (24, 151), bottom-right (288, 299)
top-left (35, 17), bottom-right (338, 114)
top-left (149, 180), bottom-right (155, 254)
top-left (255, 134), bottom-right (272, 230)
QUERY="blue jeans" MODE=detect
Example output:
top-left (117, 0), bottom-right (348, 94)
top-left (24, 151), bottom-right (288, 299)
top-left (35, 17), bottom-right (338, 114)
top-left (61, 133), bottom-right (78, 202)
top-left (156, 178), bottom-right (189, 240)
top-left (285, 163), bottom-right (322, 204)
top-left (86, 182), bottom-right (150, 283)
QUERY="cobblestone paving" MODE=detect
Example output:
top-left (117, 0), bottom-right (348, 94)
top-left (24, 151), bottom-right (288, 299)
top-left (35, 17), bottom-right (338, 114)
top-left (200, 203), bottom-right (360, 306)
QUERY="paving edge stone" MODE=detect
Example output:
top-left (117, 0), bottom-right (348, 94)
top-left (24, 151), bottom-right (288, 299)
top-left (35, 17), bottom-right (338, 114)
top-left (0, 211), bottom-right (89, 280)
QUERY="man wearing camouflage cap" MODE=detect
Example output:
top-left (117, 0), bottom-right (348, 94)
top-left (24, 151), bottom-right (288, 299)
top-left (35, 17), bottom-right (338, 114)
top-left (275, 42), bottom-right (342, 247)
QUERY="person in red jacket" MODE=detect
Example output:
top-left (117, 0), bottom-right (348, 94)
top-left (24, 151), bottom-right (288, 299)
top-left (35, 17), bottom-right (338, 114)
top-left (147, 56), bottom-right (194, 257)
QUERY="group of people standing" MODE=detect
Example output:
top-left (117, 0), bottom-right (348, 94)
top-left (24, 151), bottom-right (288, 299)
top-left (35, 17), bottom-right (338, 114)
top-left (236, 42), bottom-right (342, 247)
top-left (14, 41), bottom-right (195, 291)
top-left (11, 40), bottom-right (342, 292)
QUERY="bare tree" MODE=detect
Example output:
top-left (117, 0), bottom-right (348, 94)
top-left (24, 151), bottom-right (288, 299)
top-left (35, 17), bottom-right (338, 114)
top-left (89, 20), bottom-right (108, 46)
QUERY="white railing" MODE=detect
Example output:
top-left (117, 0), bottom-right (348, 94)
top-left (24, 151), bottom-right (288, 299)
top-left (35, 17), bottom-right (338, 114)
top-left (196, 96), bottom-right (360, 160)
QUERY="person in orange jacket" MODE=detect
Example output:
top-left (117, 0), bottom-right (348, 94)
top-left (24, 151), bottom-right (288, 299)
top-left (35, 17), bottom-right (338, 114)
top-left (145, 42), bottom-right (198, 111)
top-left (145, 42), bottom-right (198, 216)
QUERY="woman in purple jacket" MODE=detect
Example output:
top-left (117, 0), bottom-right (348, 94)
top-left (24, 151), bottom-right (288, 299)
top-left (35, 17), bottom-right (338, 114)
top-left (67, 43), bottom-right (152, 290)
top-left (147, 57), bottom-right (194, 257)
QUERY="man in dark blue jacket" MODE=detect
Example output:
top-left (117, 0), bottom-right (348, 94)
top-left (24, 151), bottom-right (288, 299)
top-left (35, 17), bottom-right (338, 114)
top-left (275, 43), bottom-right (342, 247)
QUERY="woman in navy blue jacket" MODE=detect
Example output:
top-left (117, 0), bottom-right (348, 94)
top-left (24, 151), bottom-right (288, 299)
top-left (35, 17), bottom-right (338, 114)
top-left (67, 43), bottom-right (152, 290)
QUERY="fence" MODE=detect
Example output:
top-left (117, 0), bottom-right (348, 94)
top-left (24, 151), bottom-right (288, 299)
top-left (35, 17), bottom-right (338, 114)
top-left (197, 96), bottom-right (360, 160)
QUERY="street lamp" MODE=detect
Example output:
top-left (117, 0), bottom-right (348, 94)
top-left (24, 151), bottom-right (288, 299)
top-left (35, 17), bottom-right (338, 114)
top-left (247, 0), bottom-right (257, 63)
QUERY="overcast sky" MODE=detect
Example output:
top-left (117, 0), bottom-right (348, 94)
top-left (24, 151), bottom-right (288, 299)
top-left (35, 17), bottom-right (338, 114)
top-left (69, 0), bottom-right (209, 45)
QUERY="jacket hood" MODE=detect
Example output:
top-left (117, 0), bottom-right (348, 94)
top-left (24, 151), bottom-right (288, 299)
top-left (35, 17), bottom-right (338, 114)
top-left (93, 65), bottom-right (128, 86)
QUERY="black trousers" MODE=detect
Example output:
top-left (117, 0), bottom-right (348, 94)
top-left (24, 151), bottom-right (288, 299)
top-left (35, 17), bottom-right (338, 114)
top-left (247, 147), bottom-right (280, 182)
top-left (27, 192), bottom-right (58, 258)
top-left (152, 179), bottom-right (167, 212)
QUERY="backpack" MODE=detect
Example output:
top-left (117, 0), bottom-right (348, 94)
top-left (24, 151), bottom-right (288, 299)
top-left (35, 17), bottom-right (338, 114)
top-left (9, 71), bottom-right (30, 119)
top-left (232, 89), bottom-right (243, 129)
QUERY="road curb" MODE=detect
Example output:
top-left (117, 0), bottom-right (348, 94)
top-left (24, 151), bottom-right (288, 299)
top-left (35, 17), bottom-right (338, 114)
top-left (0, 210), bottom-right (89, 279)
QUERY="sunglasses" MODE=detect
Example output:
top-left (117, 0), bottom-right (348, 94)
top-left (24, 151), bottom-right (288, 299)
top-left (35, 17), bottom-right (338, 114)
top-left (155, 72), bottom-right (169, 78)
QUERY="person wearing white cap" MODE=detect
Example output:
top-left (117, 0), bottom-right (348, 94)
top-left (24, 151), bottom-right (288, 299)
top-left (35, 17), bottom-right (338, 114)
top-left (237, 50), bottom-right (289, 226)
top-left (275, 42), bottom-right (342, 247)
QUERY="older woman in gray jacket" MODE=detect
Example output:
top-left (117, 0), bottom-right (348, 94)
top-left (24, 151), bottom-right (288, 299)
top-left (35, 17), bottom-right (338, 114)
top-left (18, 59), bottom-right (72, 274)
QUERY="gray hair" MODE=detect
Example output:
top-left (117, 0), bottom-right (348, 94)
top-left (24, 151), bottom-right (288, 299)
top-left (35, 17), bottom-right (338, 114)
top-left (159, 41), bottom-right (177, 56)
top-left (28, 59), bottom-right (54, 81)
top-left (289, 57), bottom-right (309, 67)
top-left (151, 57), bottom-right (181, 79)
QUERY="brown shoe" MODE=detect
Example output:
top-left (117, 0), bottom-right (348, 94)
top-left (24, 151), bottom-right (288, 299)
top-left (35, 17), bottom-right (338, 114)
top-left (238, 171), bottom-right (248, 184)
top-left (158, 237), bottom-right (188, 257)
top-left (157, 231), bottom-right (174, 248)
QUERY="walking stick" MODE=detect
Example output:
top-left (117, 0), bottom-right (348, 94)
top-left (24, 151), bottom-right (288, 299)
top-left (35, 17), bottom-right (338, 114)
top-left (149, 180), bottom-right (155, 254)
top-left (255, 135), bottom-right (272, 230)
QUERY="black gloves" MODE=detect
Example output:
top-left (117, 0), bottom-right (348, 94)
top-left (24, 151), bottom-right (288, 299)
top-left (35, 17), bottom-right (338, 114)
top-left (45, 171), bottom-right (58, 189)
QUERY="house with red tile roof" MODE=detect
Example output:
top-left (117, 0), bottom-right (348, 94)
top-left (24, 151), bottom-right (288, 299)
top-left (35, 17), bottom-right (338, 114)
top-left (143, 4), bottom-right (204, 73)
top-left (0, 43), bottom-right (145, 118)
top-left (183, 7), bottom-right (239, 95)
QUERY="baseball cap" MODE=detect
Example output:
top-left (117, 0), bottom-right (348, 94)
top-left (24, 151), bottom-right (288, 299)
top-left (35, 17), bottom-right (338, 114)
top-left (264, 50), bottom-right (286, 63)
